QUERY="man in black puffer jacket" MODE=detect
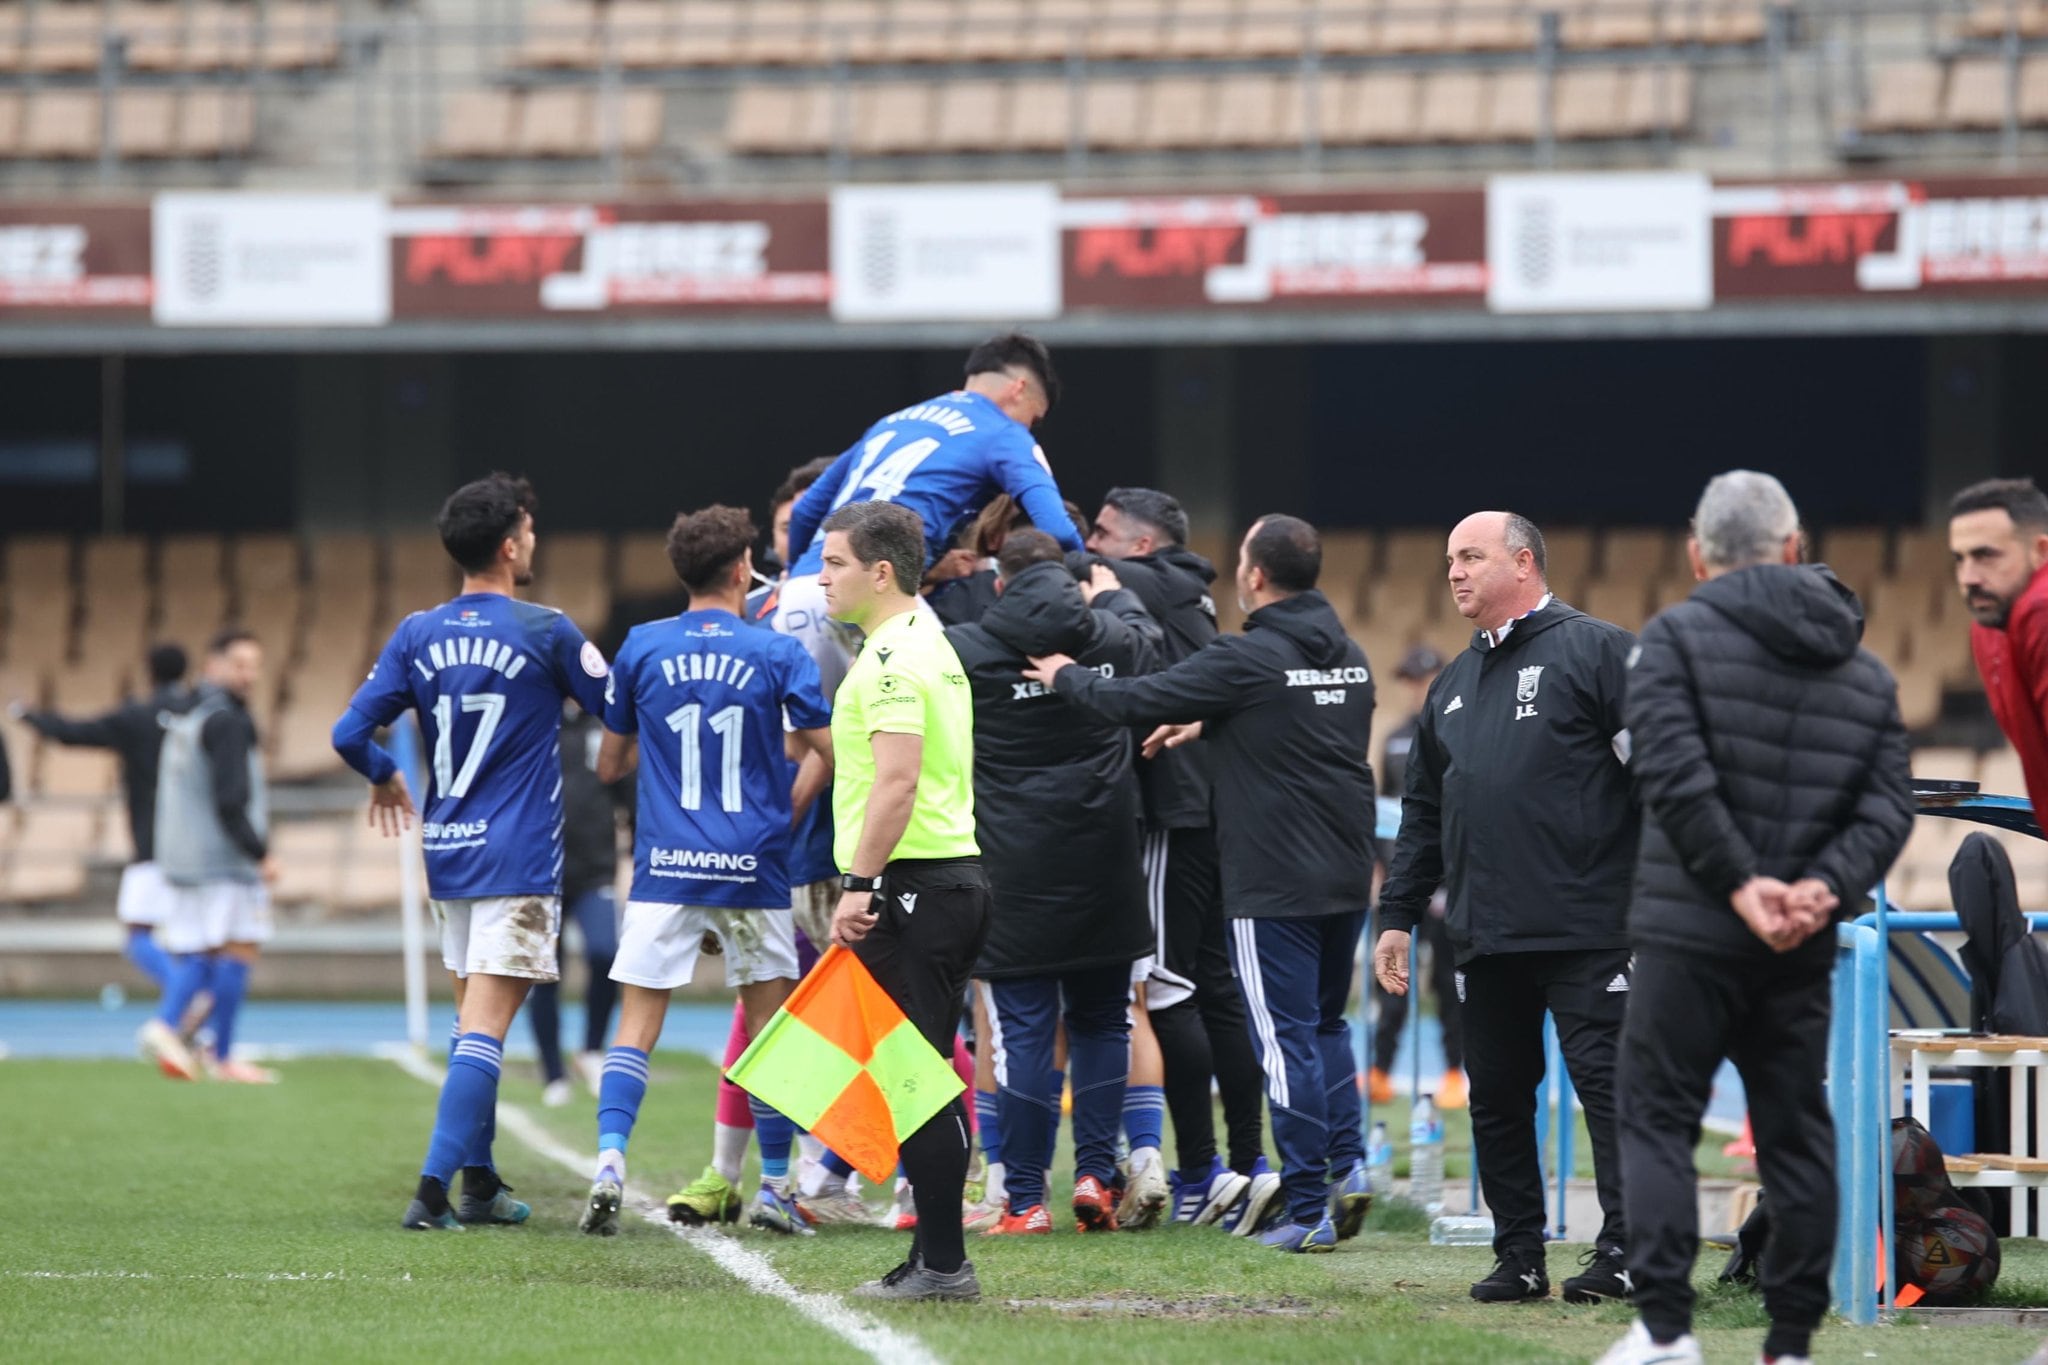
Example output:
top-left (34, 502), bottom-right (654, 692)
top-left (1599, 471), bottom-right (1913, 1365)
top-left (1025, 515), bottom-right (1377, 1253)
top-left (948, 528), bottom-right (1161, 1234)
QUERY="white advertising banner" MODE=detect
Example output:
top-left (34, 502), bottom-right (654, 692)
top-left (153, 193), bottom-right (390, 326)
top-left (1486, 173), bottom-right (1712, 313)
top-left (830, 183), bottom-right (1061, 322)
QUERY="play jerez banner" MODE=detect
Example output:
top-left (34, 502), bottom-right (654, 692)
top-left (3, 174), bottom-right (2047, 326)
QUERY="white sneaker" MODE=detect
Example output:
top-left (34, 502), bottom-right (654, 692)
top-left (1116, 1147), bottom-right (1170, 1230)
top-left (887, 1178), bottom-right (917, 1230)
top-left (541, 1079), bottom-right (574, 1108)
top-left (573, 1050), bottom-right (605, 1097)
top-left (799, 1189), bottom-right (877, 1226)
top-left (1226, 1169), bottom-right (1283, 1237)
top-left (137, 1019), bottom-right (200, 1081)
top-left (1596, 1320), bottom-right (1703, 1365)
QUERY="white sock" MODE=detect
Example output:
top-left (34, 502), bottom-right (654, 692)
top-left (797, 1132), bottom-right (825, 1167)
top-left (1131, 1145), bottom-right (1162, 1174)
top-left (985, 1161), bottom-right (1007, 1207)
top-left (799, 1162), bottom-right (843, 1199)
top-left (596, 1148), bottom-right (626, 1184)
top-left (762, 1172), bottom-right (789, 1196)
top-left (712, 1122), bottom-right (750, 1185)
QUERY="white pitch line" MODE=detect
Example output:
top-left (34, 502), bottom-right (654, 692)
top-left (378, 1044), bottom-right (940, 1365)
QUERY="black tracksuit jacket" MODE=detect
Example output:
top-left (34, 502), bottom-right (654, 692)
top-left (1069, 544), bottom-right (1222, 832)
top-left (1624, 564), bottom-right (1914, 966)
top-left (947, 562), bottom-right (1162, 978)
top-left (1052, 588), bottom-right (1375, 921)
top-left (1381, 598), bottom-right (1638, 964)
top-left (24, 683), bottom-right (194, 861)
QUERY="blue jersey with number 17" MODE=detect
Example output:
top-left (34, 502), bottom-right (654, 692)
top-left (346, 593), bottom-right (611, 901)
top-left (605, 609), bottom-right (831, 910)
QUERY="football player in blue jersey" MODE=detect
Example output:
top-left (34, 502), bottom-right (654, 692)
top-left (777, 333), bottom-right (1084, 696)
top-left (331, 473), bottom-right (612, 1231)
top-left (580, 505), bottom-right (833, 1239)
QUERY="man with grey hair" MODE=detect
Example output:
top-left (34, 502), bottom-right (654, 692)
top-left (1377, 509), bottom-right (1639, 1305)
top-left (1597, 471), bottom-right (1912, 1365)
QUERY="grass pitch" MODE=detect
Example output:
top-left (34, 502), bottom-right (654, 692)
top-left (3, 1053), bottom-right (2042, 1364)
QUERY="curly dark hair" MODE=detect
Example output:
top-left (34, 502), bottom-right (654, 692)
top-left (665, 504), bottom-right (758, 596)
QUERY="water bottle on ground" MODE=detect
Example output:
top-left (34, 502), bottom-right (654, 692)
top-left (1430, 1214), bottom-right (1496, 1246)
top-left (1365, 1121), bottom-right (1394, 1199)
top-left (1408, 1095), bottom-right (1445, 1215)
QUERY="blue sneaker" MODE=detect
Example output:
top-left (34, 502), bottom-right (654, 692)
top-left (1328, 1163), bottom-right (1373, 1241)
top-left (748, 1185), bottom-right (816, 1237)
top-left (458, 1173), bottom-right (530, 1225)
top-left (1259, 1216), bottom-right (1339, 1253)
top-left (1174, 1158), bottom-right (1253, 1227)
top-left (401, 1199), bottom-right (463, 1231)
top-left (1223, 1157), bottom-right (1283, 1238)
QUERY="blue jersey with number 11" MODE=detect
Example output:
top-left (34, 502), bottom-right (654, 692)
top-left (346, 593), bottom-right (611, 901)
top-left (605, 609), bottom-right (831, 909)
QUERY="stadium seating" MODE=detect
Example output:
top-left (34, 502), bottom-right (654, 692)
top-left (722, 64), bottom-right (1692, 154)
top-left (1860, 56), bottom-right (2048, 135)
top-left (0, 1), bottom-right (340, 74)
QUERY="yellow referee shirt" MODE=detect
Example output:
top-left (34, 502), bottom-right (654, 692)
top-left (831, 609), bottom-right (979, 871)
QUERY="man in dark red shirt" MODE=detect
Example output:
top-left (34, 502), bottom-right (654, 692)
top-left (1950, 479), bottom-right (2048, 815)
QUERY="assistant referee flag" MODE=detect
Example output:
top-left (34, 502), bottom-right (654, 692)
top-left (725, 945), bottom-right (965, 1183)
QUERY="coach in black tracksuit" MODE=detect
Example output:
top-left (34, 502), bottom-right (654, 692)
top-left (1611, 473), bottom-right (1912, 1365)
top-left (1027, 515), bottom-right (1376, 1248)
top-left (949, 529), bottom-right (1161, 1223)
top-left (1378, 511), bottom-right (1637, 1304)
top-left (1078, 486), bottom-right (1268, 1208)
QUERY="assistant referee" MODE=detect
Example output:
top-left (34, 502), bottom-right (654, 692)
top-left (818, 500), bottom-right (991, 1305)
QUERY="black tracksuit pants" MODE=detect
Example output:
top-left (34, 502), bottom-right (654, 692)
top-left (1619, 945), bottom-right (1835, 1349)
top-left (1461, 947), bottom-right (1630, 1262)
top-left (1141, 826), bottom-right (1268, 1176)
top-left (853, 857), bottom-right (992, 1276)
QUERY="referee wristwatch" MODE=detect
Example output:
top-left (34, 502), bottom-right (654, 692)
top-left (840, 873), bottom-right (879, 893)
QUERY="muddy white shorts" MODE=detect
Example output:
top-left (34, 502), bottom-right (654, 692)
top-left (433, 895), bottom-right (562, 981)
top-left (116, 861), bottom-right (176, 928)
top-left (159, 881), bottom-right (273, 954)
top-left (612, 902), bottom-right (800, 991)
top-left (791, 877), bottom-right (837, 952)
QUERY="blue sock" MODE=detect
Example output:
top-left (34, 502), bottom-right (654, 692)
top-left (422, 1034), bottom-right (502, 1186)
top-left (124, 928), bottom-right (173, 989)
top-left (155, 953), bottom-right (211, 1029)
top-left (453, 1020), bottom-right (497, 1172)
top-left (596, 1046), bottom-right (650, 1161)
top-left (975, 1087), bottom-right (1003, 1166)
top-left (1042, 1068), bottom-right (1065, 1173)
top-left (1122, 1084), bottom-right (1166, 1154)
top-left (209, 957), bottom-right (250, 1057)
top-left (749, 1093), bottom-right (796, 1186)
top-left (822, 1150), bottom-right (854, 1179)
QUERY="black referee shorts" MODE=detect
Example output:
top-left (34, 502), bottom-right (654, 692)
top-left (855, 857), bottom-right (992, 1055)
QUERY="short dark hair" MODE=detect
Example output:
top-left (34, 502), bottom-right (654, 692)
top-left (1244, 515), bottom-right (1321, 593)
top-left (438, 473), bottom-right (538, 574)
top-left (1102, 487), bottom-right (1189, 546)
top-left (1951, 478), bottom-right (2048, 533)
top-left (772, 456), bottom-right (837, 512)
top-left (822, 502), bottom-right (925, 595)
top-left (964, 332), bottom-right (1060, 411)
top-left (147, 643), bottom-right (188, 686)
top-left (1504, 512), bottom-right (1548, 577)
top-left (666, 505), bottom-right (757, 595)
top-left (208, 627), bottom-right (258, 656)
top-left (996, 529), bottom-right (1065, 581)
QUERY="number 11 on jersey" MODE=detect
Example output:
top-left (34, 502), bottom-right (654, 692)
top-left (667, 702), bottom-right (744, 812)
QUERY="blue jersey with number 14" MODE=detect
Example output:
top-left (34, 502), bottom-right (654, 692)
top-left (345, 593), bottom-right (611, 901)
top-left (786, 388), bottom-right (1083, 577)
top-left (605, 609), bottom-right (831, 909)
